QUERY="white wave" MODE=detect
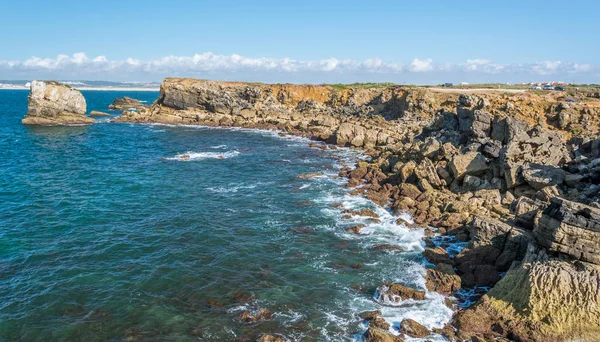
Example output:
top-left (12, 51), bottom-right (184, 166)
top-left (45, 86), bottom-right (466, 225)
top-left (210, 144), bottom-right (227, 149)
top-left (207, 184), bottom-right (257, 193)
top-left (164, 150), bottom-right (239, 161)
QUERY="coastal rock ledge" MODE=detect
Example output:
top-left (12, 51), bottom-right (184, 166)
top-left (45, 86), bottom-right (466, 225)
top-left (22, 80), bottom-right (93, 125)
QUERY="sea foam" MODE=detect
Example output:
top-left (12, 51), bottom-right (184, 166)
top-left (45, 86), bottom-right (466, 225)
top-left (164, 150), bottom-right (240, 161)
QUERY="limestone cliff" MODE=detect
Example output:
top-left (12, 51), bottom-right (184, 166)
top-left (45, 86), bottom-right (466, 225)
top-left (454, 243), bottom-right (600, 341)
top-left (22, 81), bottom-right (93, 125)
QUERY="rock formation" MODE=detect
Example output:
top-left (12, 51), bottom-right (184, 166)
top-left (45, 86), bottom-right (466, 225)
top-left (22, 80), bottom-right (93, 125)
top-left (116, 77), bottom-right (600, 341)
top-left (108, 96), bottom-right (146, 110)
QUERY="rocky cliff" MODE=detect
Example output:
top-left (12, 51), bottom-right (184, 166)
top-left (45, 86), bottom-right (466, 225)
top-left (116, 78), bottom-right (600, 341)
top-left (22, 81), bottom-right (93, 125)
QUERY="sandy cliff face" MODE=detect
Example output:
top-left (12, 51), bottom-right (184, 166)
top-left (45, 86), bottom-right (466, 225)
top-left (22, 80), bottom-right (92, 125)
top-left (116, 78), bottom-right (600, 341)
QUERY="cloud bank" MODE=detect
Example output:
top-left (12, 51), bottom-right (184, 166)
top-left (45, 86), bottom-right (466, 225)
top-left (0, 52), bottom-right (597, 84)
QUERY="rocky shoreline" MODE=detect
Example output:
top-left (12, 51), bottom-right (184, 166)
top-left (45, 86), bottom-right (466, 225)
top-left (24, 78), bottom-right (600, 341)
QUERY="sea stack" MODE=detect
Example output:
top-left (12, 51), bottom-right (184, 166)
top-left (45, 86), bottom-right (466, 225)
top-left (22, 80), bottom-right (93, 125)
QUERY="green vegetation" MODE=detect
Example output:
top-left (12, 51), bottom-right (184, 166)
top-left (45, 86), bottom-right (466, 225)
top-left (322, 82), bottom-right (398, 90)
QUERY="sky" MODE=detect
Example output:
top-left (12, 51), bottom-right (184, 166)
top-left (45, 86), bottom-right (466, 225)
top-left (0, 0), bottom-right (598, 84)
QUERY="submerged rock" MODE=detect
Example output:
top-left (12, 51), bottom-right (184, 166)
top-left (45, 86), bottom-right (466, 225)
top-left (400, 318), bottom-right (430, 338)
top-left (237, 308), bottom-right (272, 323)
top-left (22, 80), bottom-right (93, 125)
top-left (257, 334), bottom-right (285, 342)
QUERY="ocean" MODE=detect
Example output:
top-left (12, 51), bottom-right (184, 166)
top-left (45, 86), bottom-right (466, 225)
top-left (0, 90), bottom-right (451, 341)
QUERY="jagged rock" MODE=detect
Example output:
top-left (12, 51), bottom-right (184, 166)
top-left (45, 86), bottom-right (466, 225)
top-left (414, 158), bottom-right (444, 188)
top-left (432, 324), bottom-right (457, 340)
top-left (521, 163), bottom-right (566, 190)
top-left (425, 263), bottom-right (461, 295)
top-left (362, 327), bottom-right (404, 342)
top-left (482, 140), bottom-right (502, 158)
top-left (399, 183), bottom-right (422, 200)
top-left (398, 161), bottom-right (417, 183)
top-left (336, 122), bottom-right (367, 147)
top-left (359, 310), bottom-right (382, 321)
top-left (474, 189), bottom-right (501, 206)
top-left (108, 96), bottom-right (146, 110)
top-left (420, 138), bottom-right (441, 158)
top-left (449, 152), bottom-right (488, 180)
top-left (376, 283), bottom-right (425, 303)
top-left (400, 319), bottom-right (430, 338)
top-left (535, 185), bottom-right (560, 202)
top-left (456, 216), bottom-right (533, 286)
top-left (534, 197), bottom-right (600, 264)
top-left (423, 247), bottom-right (451, 264)
top-left (370, 317), bottom-right (391, 330)
top-left (22, 80), bottom-right (92, 125)
top-left (512, 196), bottom-right (545, 229)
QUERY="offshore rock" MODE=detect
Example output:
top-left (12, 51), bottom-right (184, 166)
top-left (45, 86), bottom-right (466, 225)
top-left (108, 96), bottom-right (146, 110)
top-left (22, 80), bottom-right (92, 125)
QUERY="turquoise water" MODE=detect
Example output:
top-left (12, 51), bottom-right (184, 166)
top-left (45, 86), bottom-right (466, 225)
top-left (0, 90), bottom-right (451, 341)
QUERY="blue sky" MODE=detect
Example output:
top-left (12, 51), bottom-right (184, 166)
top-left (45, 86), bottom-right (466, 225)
top-left (1, 0), bottom-right (598, 83)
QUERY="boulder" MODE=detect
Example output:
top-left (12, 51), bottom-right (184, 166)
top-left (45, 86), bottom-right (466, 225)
top-left (512, 196), bottom-right (544, 229)
top-left (534, 197), bottom-right (600, 264)
top-left (370, 317), bottom-right (391, 330)
top-left (336, 122), bottom-right (366, 147)
top-left (425, 263), bottom-right (461, 295)
top-left (521, 163), bottom-right (566, 190)
top-left (400, 319), bottom-right (430, 338)
top-left (376, 283), bottom-right (425, 303)
top-left (362, 328), bottom-right (404, 342)
top-left (22, 81), bottom-right (92, 125)
top-left (423, 247), bottom-right (451, 265)
top-left (449, 152), bottom-right (488, 180)
top-left (359, 310), bottom-right (382, 321)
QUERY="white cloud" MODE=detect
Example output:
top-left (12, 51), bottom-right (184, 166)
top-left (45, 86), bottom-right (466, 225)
top-left (0, 52), bottom-right (596, 83)
top-left (409, 58), bottom-right (434, 72)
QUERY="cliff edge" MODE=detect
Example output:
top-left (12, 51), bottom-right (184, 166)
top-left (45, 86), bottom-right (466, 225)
top-left (22, 80), bottom-right (93, 125)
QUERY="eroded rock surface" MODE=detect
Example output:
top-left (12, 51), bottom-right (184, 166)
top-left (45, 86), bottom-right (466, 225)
top-left (22, 80), bottom-right (92, 125)
top-left (108, 96), bottom-right (146, 110)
